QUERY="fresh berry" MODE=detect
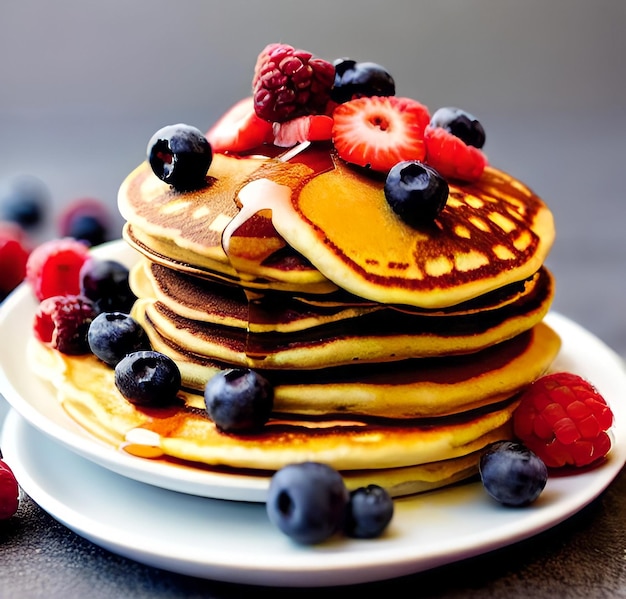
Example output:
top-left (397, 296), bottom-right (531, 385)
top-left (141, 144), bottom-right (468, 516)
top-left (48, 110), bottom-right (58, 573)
top-left (0, 228), bottom-right (29, 299)
top-left (252, 43), bottom-right (335, 123)
top-left (344, 484), bottom-right (394, 538)
top-left (0, 174), bottom-right (49, 229)
top-left (332, 96), bottom-right (430, 173)
top-left (513, 372), bottom-right (614, 468)
top-left (424, 124), bottom-right (487, 182)
top-left (479, 441), bottom-right (548, 506)
top-left (26, 238), bottom-right (90, 301)
top-left (88, 312), bottom-right (151, 367)
top-left (79, 258), bottom-right (135, 313)
top-left (266, 462), bottom-right (349, 545)
top-left (384, 160), bottom-right (449, 227)
top-left (33, 294), bottom-right (97, 354)
top-left (147, 124), bottom-right (213, 191)
top-left (272, 114), bottom-right (333, 147)
top-left (115, 350), bottom-right (181, 407)
top-left (204, 368), bottom-right (274, 433)
top-left (206, 97), bottom-right (274, 153)
top-left (331, 58), bottom-right (395, 104)
top-left (0, 459), bottom-right (20, 520)
top-left (430, 107), bottom-right (486, 149)
top-left (58, 198), bottom-right (111, 246)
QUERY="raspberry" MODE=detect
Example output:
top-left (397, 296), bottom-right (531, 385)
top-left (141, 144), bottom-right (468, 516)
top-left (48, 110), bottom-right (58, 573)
top-left (513, 372), bottom-right (614, 468)
top-left (26, 238), bottom-right (90, 301)
top-left (0, 459), bottom-right (20, 520)
top-left (34, 294), bottom-right (96, 354)
top-left (252, 43), bottom-right (335, 123)
top-left (0, 225), bottom-right (30, 299)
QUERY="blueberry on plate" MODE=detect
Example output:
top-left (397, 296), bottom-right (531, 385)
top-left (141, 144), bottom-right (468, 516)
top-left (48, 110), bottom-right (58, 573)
top-left (115, 350), bottom-right (181, 407)
top-left (344, 484), bottom-right (394, 539)
top-left (479, 441), bottom-right (548, 507)
top-left (430, 107), bottom-right (486, 149)
top-left (204, 368), bottom-right (273, 433)
top-left (384, 160), bottom-right (449, 227)
top-left (266, 462), bottom-right (349, 545)
top-left (147, 124), bottom-right (213, 191)
top-left (79, 258), bottom-right (135, 314)
top-left (88, 312), bottom-right (151, 367)
top-left (331, 58), bottom-right (395, 103)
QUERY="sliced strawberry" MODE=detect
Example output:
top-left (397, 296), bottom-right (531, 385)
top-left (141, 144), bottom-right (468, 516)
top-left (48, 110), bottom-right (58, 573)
top-left (331, 96), bottom-right (430, 173)
top-left (424, 125), bottom-right (487, 182)
top-left (272, 114), bottom-right (334, 147)
top-left (206, 97), bottom-right (274, 154)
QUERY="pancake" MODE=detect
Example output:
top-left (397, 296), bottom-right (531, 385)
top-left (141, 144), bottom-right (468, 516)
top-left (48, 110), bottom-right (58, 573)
top-left (27, 336), bottom-right (519, 477)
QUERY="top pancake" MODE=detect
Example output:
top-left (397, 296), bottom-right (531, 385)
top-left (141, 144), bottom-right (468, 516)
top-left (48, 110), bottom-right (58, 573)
top-left (119, 144), bottom-right (555, 309)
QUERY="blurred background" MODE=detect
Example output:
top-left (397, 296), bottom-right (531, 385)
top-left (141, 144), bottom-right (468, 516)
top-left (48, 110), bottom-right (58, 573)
top-left (1, 0), bottom-right (625, 353)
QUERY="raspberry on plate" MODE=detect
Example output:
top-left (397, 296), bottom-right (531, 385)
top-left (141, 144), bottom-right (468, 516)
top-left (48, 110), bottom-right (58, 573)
top-left (0, 225), bottom-right (30, 299)
top-left (26, 238), bottom-right (90, 301)
top-left (33, 294), bottom-right (97, 354)
top-left (252, 43), bottom-right (335, 123)
top-left (0, 459), bottom-right (20, 520)
top-left (513, 372), bottom-right (614, 468)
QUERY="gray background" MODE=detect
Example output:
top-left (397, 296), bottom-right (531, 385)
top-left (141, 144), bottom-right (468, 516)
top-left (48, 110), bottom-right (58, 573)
top-left (1, 0), bottom-right (625, 354)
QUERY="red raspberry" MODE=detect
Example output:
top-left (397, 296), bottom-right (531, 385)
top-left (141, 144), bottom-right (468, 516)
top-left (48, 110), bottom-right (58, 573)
top-left (33, 294), bottom-right (96, 354)
top-left (252, 43), bottom-right (335, 123)
top-left (0, 224), bottom-right (30, 299)
top-left (26, 238), bottom-right (90, 301)
top-left (513, 372), bottom-right (614, 468)
top-left (424, 125), bottom-right (487, 182)
top-left (0, 459), bottom-right (20, 520)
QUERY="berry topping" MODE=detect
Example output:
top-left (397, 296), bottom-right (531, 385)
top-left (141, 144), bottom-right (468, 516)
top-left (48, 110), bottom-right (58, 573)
top-left (0, 174), bottom-right (49, 229)
top-left (430, 107), bottom-right (486, 149)
top-left (58, 197), bottom-right (111, 246)
top-left (147, 124), bottom-right (213, 191)
top-left (252, 43), bottom-right (335, 123)
top-left (0, 459), bottom-right (20, 520)
top-left (88, 312), bottom-right (151, 367)
top-left (26, 238), bottom-right (90, 302)
top-left (424, 124), bottom-right (487, 182)
top-left (272, 114), bottom-right (333, 147)
top-left (206, 97), bottom-right (274, 154)
top-left (513, 372), bottom-right (614, 468)
top-left (332, 96), bottom-right (430, 173)
top-left (79, 258), bottom-right (135, 314)
top-left (344, 484), bottom-right (394, 539)
top-left (115, 350), bottom-right (181, 407)
top-left (384, 160), bottom-right (449, 227)
top-left (266, 462), bottom-right (349, 545)
top-left (204, 368), bottom-right (274, 433)
top-left (479, 441), bottom-right (548, 507)
top-left (33, 294), bottom-right (97, 355)
top-left (331, 58), bottom-right (396, 104)
top-left (0, 227), bottom-right (29, 299)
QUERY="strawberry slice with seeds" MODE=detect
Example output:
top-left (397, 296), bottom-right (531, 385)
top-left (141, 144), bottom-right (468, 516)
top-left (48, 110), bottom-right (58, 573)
top-left (206, 97), bottom-right (273, 153)
top-left (272, 114), bottom-right (333, 147)
top-left (424, 124), bottom-right (487, 182)
top-left (332, 96), bottom-right (430, 173)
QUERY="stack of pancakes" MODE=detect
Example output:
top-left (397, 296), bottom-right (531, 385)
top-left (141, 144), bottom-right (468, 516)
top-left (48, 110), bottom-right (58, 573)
top-left (67, 140), bottom-right (559, 496)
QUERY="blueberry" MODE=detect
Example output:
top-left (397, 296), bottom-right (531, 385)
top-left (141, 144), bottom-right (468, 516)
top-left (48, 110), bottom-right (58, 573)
top-left (430, 107), bottom-right (486, 149)
top-left (266, 462), bottom-right (349, 544)
top-left (88, 312), bottom-right (151, 367)
top-left (114, 350), bottom-right (181, 407)
top-left (204, 368), bottom-right (273, 433)
top-left (147, 124), bottom-right (213, 191)
top-left (479, 441), bottom-right (548, 507)
top-left (67, 214), bottom-right (108, 246)
top-left (79, 259), bottom-right (135, 314)
top-left (0, 174), bottom-right (49, 228)
top-left (344, 484), bottom-right (394, 539)
top-left (331, 58), bottom-right (395, 104)
top-left (384, 161), bottom-right (449, 227)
